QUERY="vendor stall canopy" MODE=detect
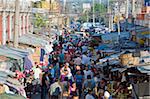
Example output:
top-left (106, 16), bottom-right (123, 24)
top-left (0, 46), bottom-right (29, 59)
top-left (18, 33), bottom-right (49, 47)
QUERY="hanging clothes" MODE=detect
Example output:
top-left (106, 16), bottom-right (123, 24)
top-left (40, 48), bottom-right (45, 62)
top-left (24, 56), bottom-right (33, 70)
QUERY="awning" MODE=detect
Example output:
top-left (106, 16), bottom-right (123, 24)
top-left (128, 26), bottom-right (150, 34)
top-left (111, 67), bottom-right (127, 72)
top-left (138, 34), bottom-right (150, 39)
top-left (0, 56), bottom-right (9, 62)
top-left (0, 46), bottom-right (29, 59)
top-left (137, 65), bottom-right (150, 75)
top-left (98, 44), bottom-right (109, 50)
top-left (19, 34), bottom-right (49, 47)
top-left (102, 32), bottom-right (130, 43)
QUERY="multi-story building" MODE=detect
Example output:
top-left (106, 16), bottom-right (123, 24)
top-left (135, 0), bottom-right (150, 27)
top-left (0, 0), bottom-right (32, 45)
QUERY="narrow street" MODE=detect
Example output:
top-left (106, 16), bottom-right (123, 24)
top-left (0, 0), bottom-right (150, 99)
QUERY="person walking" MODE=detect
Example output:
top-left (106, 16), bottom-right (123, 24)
top-left (41, 72), bottom-right (50, 99)
top-left (49, 78), bottom-right (62, 99)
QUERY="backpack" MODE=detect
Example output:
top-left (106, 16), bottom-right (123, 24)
top-left (52, 87), bottom-right (61, 96)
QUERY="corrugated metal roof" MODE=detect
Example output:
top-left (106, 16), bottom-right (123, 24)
top-left (0, 46), bottom-right (29, 59)
top-left (18, 34), bottom-right (49, 47)
top-left (102, 32), bottom-right (130, 42)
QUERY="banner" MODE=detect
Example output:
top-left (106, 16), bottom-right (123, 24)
top-left (145, 0), bottom-right (150, 6)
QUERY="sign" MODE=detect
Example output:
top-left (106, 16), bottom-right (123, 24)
top-left (145, 0), bottom-right (150, 6)
top-left (83, 3), bottom-right (91, 10)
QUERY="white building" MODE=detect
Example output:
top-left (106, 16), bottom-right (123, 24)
top-left (0, 0), bottom-right (32, 45)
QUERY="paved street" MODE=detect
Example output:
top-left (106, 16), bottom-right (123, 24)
top-left (31, 94), bottom-right (48, 99)
top-left (0, 0), bottom-right (150, 99)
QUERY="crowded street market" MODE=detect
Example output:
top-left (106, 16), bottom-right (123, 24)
top-left (0, 0), bottom-right (150, 99)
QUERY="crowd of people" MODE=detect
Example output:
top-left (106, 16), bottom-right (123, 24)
top-left (26, 31), bottom-right (135, 99)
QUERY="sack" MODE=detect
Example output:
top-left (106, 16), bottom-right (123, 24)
top-left (52, 87), bottom-right (61, 96)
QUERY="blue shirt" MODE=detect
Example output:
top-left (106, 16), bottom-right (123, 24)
top-left (59, 53), bottom-right (65, 63)
top-left (49, 68), bottom-right (55, 78)
top-left (75, 75), bottom-right (83, 84)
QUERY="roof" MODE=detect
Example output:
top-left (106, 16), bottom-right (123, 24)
top-left (0, 46), bottom-right (29, 59)
top-left (19, 33), bottom-right (49, 47)
top-left (127, 26), bottom-right (150, 33)
top-left (92, 33), bottom-right (102, 37)
top-left (102, 32), bottom-right (130, 43)
top-left (137, 65), bottom-right (150, 75)
top-left (139, 34), bottom-right (150, 39)
top-left (0, 56), bottom-right (9, 62)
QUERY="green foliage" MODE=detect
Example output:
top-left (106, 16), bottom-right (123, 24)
top-left (94, 4), bottom-right (107, 14)
top-left (32, 1), bottom-right (42, 8)
top-left (80, 3), bottom-right (107, 22)
top-left (80, 14), bottom-right (88, 23)
top-left (34, 13), bottom-right (47, 28)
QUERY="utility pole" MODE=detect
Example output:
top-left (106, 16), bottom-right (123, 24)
top-left (132, 0), bottom-right (136, 18)
top-left (110, 12), bottom-right (114, 31)
top-left (125, 0), bottom-right (129, 31)
top-left (99, 0), bottom-right (101, 4)
top-left (117, 0), bottom-right (120, 44)
top-left (126, 0), bottom-right (129, 19)
top-left (86, 10), bottom-right (89, 22)
top-left (14, 0), bottom-right (20, 48)
top-left (49, 0), bottom-right (52, 38)
top-left (93, 0), bottom-right (95, 26)
top-left (108, 0), bottom-right (111, 32)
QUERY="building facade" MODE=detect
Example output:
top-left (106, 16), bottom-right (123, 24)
top-left (0, 0), bottom-right (32, 45)
top-left (135, 0), bottom-right (150, 27)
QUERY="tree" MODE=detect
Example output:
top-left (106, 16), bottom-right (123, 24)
top-left (34, 13), bottom-right (47, 28)
top-left (92, 3), bottom-right (107, 22)
top-left (94, 3), bottom-right (107, 14)
top-left (80, 3), bottom-right (107, 23)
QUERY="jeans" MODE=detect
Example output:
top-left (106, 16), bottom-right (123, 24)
top-left (41, 86), bottom-right (48, 99)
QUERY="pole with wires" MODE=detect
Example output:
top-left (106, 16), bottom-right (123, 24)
top-left (92, 0), bottom-right (95, 26)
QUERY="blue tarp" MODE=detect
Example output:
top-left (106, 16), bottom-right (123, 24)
top-left (102, 32), bottom-right (130, 43)
top-left (98, 44), bottom-right (109, 50)
top-left (137, 65), bottom-right (150, 75)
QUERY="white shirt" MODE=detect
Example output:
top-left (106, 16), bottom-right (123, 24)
top-left (34, 68), bottom-right (42, 79)
top-left (60, 67), bottom-right (72, 78)
top-left (49, 82), bottom-right (62, 95)
top-left (85, 94), bottom-right (95, 99)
